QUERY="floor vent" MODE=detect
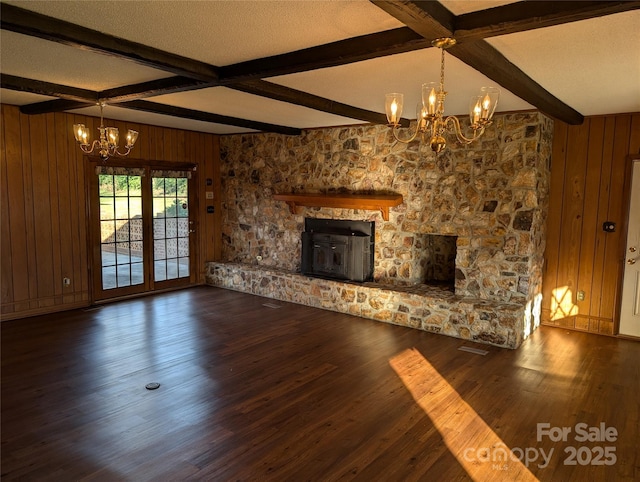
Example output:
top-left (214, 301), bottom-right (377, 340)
top-left (262, 302), bottom-right (282, 309)
top-left (458, 346), bottom-right (489, 356)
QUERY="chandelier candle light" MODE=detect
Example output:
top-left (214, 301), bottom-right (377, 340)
top-left (73, 103), bottom-right (139, 161)
top-left (385, 37), bottom-right (499, 153)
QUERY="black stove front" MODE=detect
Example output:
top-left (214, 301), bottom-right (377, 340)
top-left (301, 218), bottom-right (374, 282)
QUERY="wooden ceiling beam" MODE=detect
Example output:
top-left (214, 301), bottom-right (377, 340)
top-left (218, 27), bottom-right (431, 83)
top-left (448, 41), bottom-right (583, 125)
top-left (370, 0), bottom-right (453, 40)
top-left (20, 99), bottom-right (93, 116)
top-left (455, 1), bottom-right (640, 41)
top-left (230, 80), bottom-right (410, 127)
top-left (370, 0), bottom-right (584, 125)
top-left (0, 3), bottom-right (219, 82)
top-left (1, 73), bottom-right (212, 106)
top-left (0, 74), bottom-right (97, 103)
top-left (98, 77), bottom-right (214, 103)
top-left (121, 100), bottom-right (302, 136)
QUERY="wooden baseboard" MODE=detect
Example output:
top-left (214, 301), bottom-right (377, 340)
top-left (541, 310), bottom-right (615, 336)
top-left (1, 299), bottom-right (90, 322)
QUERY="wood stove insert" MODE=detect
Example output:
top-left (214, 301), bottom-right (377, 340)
top-left (301, 218), bottom-right (374, 282)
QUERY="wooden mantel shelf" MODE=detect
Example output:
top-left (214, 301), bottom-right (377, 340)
top-left (273, 193), bottom-right (403, 221)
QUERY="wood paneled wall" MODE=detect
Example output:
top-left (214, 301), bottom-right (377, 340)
top-left (1, 104), bottom-right (221, 320)
top-left (543, 113), bottom-right (640, 335)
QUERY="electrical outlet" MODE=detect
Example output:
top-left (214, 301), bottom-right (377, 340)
top-left (577, 290), bottom-right (585, 301)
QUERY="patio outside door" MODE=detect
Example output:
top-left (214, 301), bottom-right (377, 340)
top-left (90, 166), bottom-right (196, 301)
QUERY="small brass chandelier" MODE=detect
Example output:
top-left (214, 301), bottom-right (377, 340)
top-left (385, 37), bottom-right (499, 153)
top-left (73, 103), bottom-right (139, 161)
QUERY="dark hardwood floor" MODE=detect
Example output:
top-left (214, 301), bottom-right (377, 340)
top-left (2, 286), bottom-right (638, 481)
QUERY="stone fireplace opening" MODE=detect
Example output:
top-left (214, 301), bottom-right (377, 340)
top-left (301, 218), bottom-right (374, 282)
top-left (422, 234), bottom-right (457, 289)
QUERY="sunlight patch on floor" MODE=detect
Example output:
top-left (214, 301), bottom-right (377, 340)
top-left (389, 348), bottom-right (539, 481)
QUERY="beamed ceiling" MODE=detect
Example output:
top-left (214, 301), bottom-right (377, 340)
top-left (1, 0), bottom-right (639, 135)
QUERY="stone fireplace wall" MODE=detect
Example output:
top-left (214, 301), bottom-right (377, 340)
top-left (218, 112), bottom-right (552, 307)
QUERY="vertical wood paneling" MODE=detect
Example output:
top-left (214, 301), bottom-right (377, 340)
top-left (76, 139), bottom-right (89, 303)
top-left (70, 114), bottom-right (88, 304)
top-left (55, 112), bottom-right (74, 304)
top-left (543, 113), bottom-right (640, 335)
top-left (212, 136), bottom-right (222, 261)
top-left (1, 104), bottom-right (221, 320)
top-left (176, 130), bottom-right (186, 162)
top-left (576, 117), bottom-right (605, 330)
top-left (629, 114), bottom-right (640, 154)
top-left (152, 126), bottom-right (164, 160)
top-left (556, 120), bottom-right (589, 327)
top-left (542, 121), bottom-right (568, 325)
top-left (29, 114), bottom-right (55, 308)
top-left (589, 117), bottom-right (616, 329)
top-left (196, 133), bottom-right (204, 280)
top-left (19, 111), bottom-right (38, 310)
top-left (136, 123), bottom-right (150, 160)
top-left (2, 106), bottom-right (27, 311)
top-left (600, 116), bottom-right (631, 325)
top-left (0, 106), bottom-right (14, 310)
top-left (46, 113), bottom-right (62, 303)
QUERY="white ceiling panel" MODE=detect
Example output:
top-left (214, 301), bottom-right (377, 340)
top-left (1, 30), bottom-right (171, 91)
top-left (487, 11), bottom-right (640, 116)
top-left (151, 86), bottom-right (362, 130)
top-left (440, 0), bottom-right (517, 15)
top-left (68, 104), bottom-right (256, 135)
top-left (0, 89), bottom-right (55, 105)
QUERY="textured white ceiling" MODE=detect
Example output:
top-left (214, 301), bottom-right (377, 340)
top-left (1, 0), bottom-right (639, 134)
top-left (3, 0), bottom-right (404, 64)
top-left (486, 11), bottom-right (640, 116)
top-left (1, 30), bottom-right (171, 90)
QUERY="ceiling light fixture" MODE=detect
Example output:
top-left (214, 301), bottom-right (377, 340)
top-left (73, 103), bottom-right (139, 161)
top-left (385, 37), bottom-right (499, 154)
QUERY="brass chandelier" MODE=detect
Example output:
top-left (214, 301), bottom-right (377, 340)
top-left (385, 37), bottom-right (499, 153)
top-left (73, 103), bottom-right (139, 161)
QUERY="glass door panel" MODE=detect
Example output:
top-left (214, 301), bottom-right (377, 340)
top-left (98, 174), bottom-right (144, 291)
top-left (152, 176), bottom-right (191, 283)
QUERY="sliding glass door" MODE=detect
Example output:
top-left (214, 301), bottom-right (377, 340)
top-left (90, 166), bottom-right (196, 301)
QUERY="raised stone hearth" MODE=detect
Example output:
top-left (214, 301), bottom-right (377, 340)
top-left (213, 112), bottom-right (553, 348)
top-left (206, 262), bottom-right (530, 349)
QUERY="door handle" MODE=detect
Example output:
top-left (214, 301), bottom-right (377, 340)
top-left (628, 258), bottom-right (637, 265)
top-left (630, 246), bottom-right (637, 253)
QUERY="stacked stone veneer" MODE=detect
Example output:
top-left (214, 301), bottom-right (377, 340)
top-left (207, 112), bottom-right (553, 348)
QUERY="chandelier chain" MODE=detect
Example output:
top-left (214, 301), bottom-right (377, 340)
top-left (440, 46), bottom-right (446, 93)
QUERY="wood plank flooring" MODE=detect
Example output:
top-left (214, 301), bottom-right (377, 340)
top-left (2, 286), bottom-right (639, 481)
